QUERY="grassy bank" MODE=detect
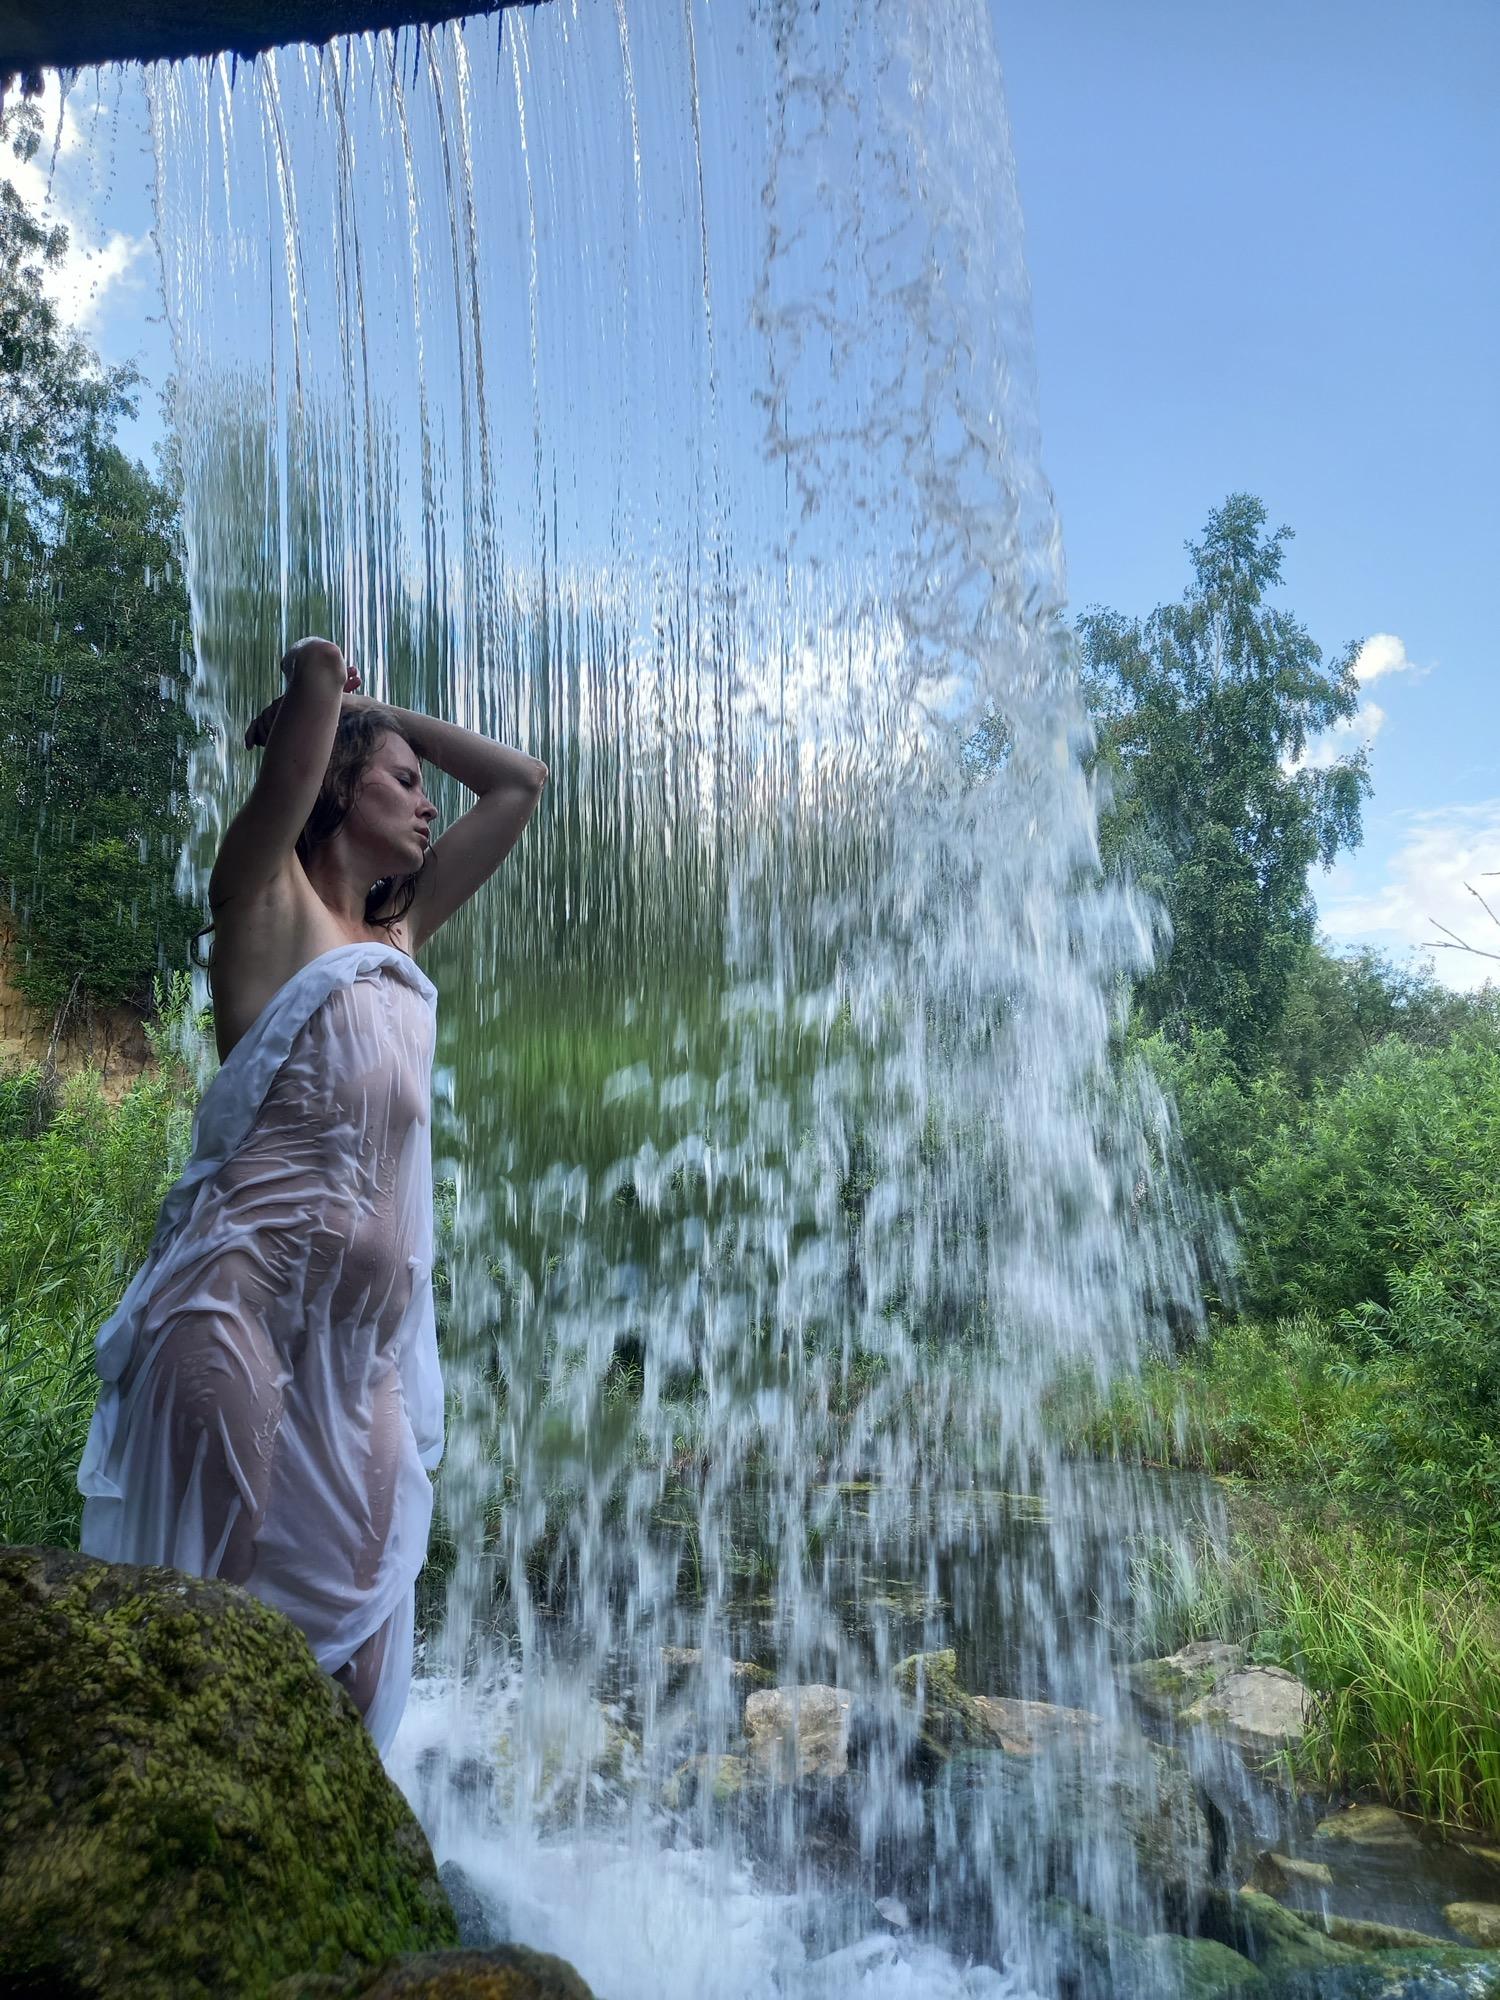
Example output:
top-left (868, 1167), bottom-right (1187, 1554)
top-left (0, 980), bottom-right (197, 1547)
top-left (1056, 1321), bottom-right (1500, 1837)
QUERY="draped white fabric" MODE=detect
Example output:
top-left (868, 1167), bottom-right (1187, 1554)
top-left (78, 943), bottom-right (445, 1754)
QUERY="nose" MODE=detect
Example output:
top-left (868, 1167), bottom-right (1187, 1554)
top-left (418, 798), bottom-right (438, 824)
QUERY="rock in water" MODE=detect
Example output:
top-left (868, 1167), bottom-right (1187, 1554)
top-left (1182, 1666), bottom-right (1311, 1754)
top-left (0, 1546), bottom-right (458, 1998)
top-left (1314, 1805), bottom-right (1422, 1849)
top-left (439, 1862), bottom-right (510, 1948)
top-left (1127, 1640), bottom-right (1246, 1722)
top-left (1247, 1852), bottom-right (1335, 1898)
top-left (743, 1685), bottom-right (853, 1780)
top-left (1443, 1903), bottom-right (1500, 1948)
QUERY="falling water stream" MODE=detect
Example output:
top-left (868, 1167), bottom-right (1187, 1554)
top-left (142, 3), bottom-right (1219, 1991)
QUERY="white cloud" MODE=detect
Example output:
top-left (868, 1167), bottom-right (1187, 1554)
top-left (1297, 698), bottom-right (1387, 772)
top-left (1321, 800), bottom-right (1500, 992)
top-left (1290, 633), bottom-right (1425, 774)
top-left (1353, 633), bottom-right (1421, 684)
top-left (6, 77), bottom-right (151, 338)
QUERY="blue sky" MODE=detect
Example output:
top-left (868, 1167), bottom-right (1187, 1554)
top-left (999, 0), bottom-right (1499, 986)
top-left (16, 1), bottom-right (1499, 985)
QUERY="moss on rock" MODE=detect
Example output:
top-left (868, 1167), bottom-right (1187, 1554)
top-left (0, 1545), bottom-right (458, 1998)
top-left (350, 1946), bottom-right (596, 1996)
top-left (1048, 1900), bottom-right (1265, 1998)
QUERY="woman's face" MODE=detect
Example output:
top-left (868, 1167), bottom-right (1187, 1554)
top-left (346, 731), bottom-right (438, 875)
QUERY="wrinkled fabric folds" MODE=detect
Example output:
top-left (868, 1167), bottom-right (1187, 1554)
top-left (78, 942), bottom-right (444, 1754)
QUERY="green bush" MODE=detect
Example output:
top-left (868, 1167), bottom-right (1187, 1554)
top-left (1336, 1201), bottom-right (1500, 1561)
top-left (1239, 1034), bottom-right (1500, 1319)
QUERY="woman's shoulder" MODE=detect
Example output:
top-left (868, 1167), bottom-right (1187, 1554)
top-left (209, 890), bottom-right (421, 1060)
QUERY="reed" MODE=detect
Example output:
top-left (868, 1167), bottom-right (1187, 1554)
top-left (1278, 1548), bottom-right (1500, 1836)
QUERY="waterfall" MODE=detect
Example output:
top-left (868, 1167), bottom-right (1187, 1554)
top-left (147, 3), bottom-right (1214, 1991)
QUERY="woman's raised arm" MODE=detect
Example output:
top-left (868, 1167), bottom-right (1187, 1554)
top-left (208, 638), bottom-right (353, 911)
top-left (371, 702), bottom-right (548, 949)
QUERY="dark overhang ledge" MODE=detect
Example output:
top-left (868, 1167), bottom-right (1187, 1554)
top-left (0, 0), bottom-right (542, 94)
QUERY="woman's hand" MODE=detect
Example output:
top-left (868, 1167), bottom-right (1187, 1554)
top-left (279, 636), bottom-right (361, 696)
top-left (245, 688), bottom-right (373, 749)
top-left (246, 639), bottom-right (364, 748)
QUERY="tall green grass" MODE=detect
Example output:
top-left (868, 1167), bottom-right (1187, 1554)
top-left (1049, 1314), bottom-right (1390, 1486)
top-left (1277, 1548), bottom-right (1500, 1835)
top-left (0, 976), bottom-right (199, 1547)
top-left (1120, 1511), bottom-right (1500, 1838)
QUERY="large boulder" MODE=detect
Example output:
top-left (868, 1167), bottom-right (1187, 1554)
top-left (935, 1731), bottom-right (1213, 1915)
top-left (892, 1646), bottom-right (1212, 1926)
top-left (0, 1546), bottom-right (458, 1998)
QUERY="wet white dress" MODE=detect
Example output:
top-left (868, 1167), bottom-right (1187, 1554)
top-left (77, 942), bottom-right (444, 1755)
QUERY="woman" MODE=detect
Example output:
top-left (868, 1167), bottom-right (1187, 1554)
top-left (78, 636), bottom-right (547, 1753)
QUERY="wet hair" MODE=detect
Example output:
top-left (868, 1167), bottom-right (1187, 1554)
top-left (193, 703), bottom-right (422, 967)
top-left (295, 703), bottom-right (423, 932)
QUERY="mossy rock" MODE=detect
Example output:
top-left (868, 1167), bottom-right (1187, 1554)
top-left (1049, 1899), bottom-right (1264, 1997)
top-left (936, 1732), bottom-right (1212, 1906)
top-left (1198, 1892), bottom-right (1500, 1996)
top-left (661, 1753), bottom-right (750, 1810)
top-left (1127, 1641), bottom-right (1247, 1724)
top-left (1321, 1917), bottom-right (1453, 1953)
top-left (351, 1946), bottom-right (596, 1996)
top-left (0, 1545), bottom-right (457, 1998)
top-left (1257, 1967), bottom-right (1500, 1999)
top-left (1200, 1890), bottom-right (1365, 1973)
top-left (892, 1647), bottom-right (991, 1756)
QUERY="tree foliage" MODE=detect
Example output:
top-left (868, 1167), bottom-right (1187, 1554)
top-left (0, 109), bottom-right (204, 1017)
top-left (1239, 1033), bottom-right (1500, 1322)
top-left (1083, 494), bottom-right (1368, 1066)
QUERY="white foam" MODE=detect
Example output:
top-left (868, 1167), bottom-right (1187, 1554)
top-left (388, 1682), bottom-right (1039, 2000)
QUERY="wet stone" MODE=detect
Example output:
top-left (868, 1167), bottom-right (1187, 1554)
top-left (1249, 1852), bottom-right (1336, 1898)
top-left (1128, 1639), bottom-right (1247, 1721)
top-left (743, 1685), bottom-right (853, 1780)
top-left (1182, 1666), bottom-right (1312, 1753)
top-left (1315, 1806), bottom-right (1423, 1849)
top-left (968, 1693), bottom-right (1104, 1756)
top-left (438, 1863), bottom-right (509, 1949)
top-left (659, 1646), bottom-right (773, 1692)
top-left (1321, 1916), bottom-right (1451, 1951)
top-left (660, 1752), bottom-right (749, 1809)
top-left (1443, 1902), bottom-right (1500, 1948)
